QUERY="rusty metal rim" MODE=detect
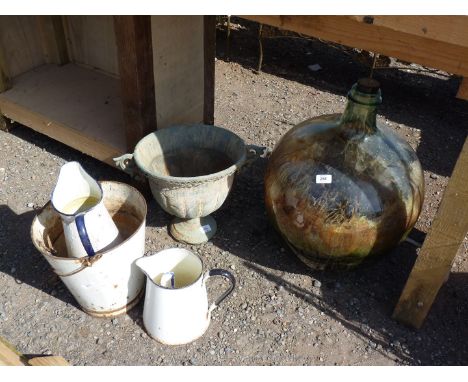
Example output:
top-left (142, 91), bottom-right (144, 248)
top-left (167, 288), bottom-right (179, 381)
top-left (81, 287), bottom-right (144, 318)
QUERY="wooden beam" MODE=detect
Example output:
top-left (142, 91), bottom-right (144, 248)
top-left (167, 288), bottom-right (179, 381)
top-left (352, 16), bottom-right (468, 48)
top-left (456, 77), bottom-right (468, 101)
top-left (203, 15), bottom-right (216, 125)
top-left (241, 16), bottom-right (468, 77)
top-left (28, 356), bottom-right (70, 366)
top-left (0, 337), bottom-right (27, 366)
top-left (37, 16), bottom-right (69, 65)
top-left (114, 16), bottom-right (156, 150)
top-left (393, 137), bottom-right (468, 328)
top-left (0, 38), bottom-right (10, 92)
top-left (1, 336), bottom-right (70, 366)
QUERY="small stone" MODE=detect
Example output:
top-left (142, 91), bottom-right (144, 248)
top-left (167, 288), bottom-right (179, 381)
top-left (313, 280), bottom-right (322, 288)
top-left (0, 305), bottom-right (6, 320)
top-left (218, 331), bottom-right (224, 339)
top-left (230, 265), bottom-right (236, 270)
top-left (209, 350), bottom-right (215, 356)
top-left (27, 202), bottom-right (35, 208)
top-left (430, 173), bottom-right (438, 179)
top-left (241, 303), bottom-right (248, 310)
top-left (141, 332), bottom-right (148, 339)
top-left (96, 338), bottom-right (102, 344)
top-left (10, 267), bottom-right (15, 273)
top-left (112, 318), bottom-right (118, 325)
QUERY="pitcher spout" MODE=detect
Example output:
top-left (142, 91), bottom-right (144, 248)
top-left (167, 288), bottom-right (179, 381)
top-left (51, 161), bottom-right (102, 216)
top-left (135, 256), bottom-right (160, 283)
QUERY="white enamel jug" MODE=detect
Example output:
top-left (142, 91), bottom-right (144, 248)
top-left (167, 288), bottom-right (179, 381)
top-left (51, 162), bottom-right (121, 258)
top-left (136, 248), bottom-right (235, 345)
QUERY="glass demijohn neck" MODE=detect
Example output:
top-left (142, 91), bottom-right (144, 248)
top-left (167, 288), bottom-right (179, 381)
top-left (340, 79), bottom-right (382, 134)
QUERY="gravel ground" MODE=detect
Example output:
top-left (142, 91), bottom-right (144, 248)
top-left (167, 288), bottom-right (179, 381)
top-left (0, 18), bottom-right (467, 366)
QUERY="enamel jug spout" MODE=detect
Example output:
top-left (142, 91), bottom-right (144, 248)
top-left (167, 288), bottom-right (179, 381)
top-left (51, 161), bottom-right (121, 258)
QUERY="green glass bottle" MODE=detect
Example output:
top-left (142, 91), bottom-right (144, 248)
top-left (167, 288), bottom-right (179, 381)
top-left (264, 78), bottom-right (424, 269)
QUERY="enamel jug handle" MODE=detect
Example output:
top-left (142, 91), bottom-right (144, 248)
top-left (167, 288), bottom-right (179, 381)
top-left (205, 269), bottom-right (235, 313)
top-left (75, 214), bottom-right (96, 257)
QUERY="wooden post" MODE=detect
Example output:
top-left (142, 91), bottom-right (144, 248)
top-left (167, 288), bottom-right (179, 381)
top-left (0, 39), bottom-right (10, 92)
top-left (1, 335), bottom-right (70, 366)
top-left (203, 15), bottom-right (216, 125)
top-left (0, 336), bottom-right (26, 366)
top-left (456, 77), bottom-right (468, 101)
top-left (28, 356), bottom-right (70, 366)
top-left (114, 16), bottom-right (156, 151)
top-left (393, 137), bottom-right (468, 328)
top-left (37, 16), bottom-right (69, 65)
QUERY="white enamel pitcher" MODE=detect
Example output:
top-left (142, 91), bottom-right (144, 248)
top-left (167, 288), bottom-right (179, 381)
top-left (51, 162), bottom-right (121, 258)
top-left (136, 248), bottom-right (235, 345)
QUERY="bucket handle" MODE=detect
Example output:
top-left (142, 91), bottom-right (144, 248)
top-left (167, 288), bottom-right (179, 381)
top-left (53, 254), bottom-right (103, 278)
top-left (204, 268), bottom-right (236, 314)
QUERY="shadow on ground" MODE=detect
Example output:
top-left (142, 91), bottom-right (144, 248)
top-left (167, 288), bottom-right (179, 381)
top-left (0, 204), bottom-right (79, 308)
top-left (216, 18), bottom-right (468, 178)
top-left (210, 158), bottom-right (468, 365)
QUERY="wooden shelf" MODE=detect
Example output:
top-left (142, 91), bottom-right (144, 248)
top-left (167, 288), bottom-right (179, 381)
top-left (0, 16), bottom-right (215, 166)
top-left (0, 63), bottom-right (126, 164)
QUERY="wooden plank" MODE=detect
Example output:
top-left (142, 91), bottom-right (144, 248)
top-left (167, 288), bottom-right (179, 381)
top-left (456, 77), bottom-right (468, 101)
top-left (0, 16), bottom-right (45, 77)
top-left (203, 15), bottom-right (216, 125)
top-left (114, 16), bottom-right (156, 150)
top-left (151, 16), bottom-right (205, 129)
top-left (63, 16), bottom-right (119, 77)
top-left (0, 64), bottom-right (125, 164)
top-left (37, 16), bottom-right (69, 65)
top-left (393, 137), bottom-right (468, 328)
top-left (28, 356), bottom-right (70, 366)
top-left (0, 39), bottom-right (10, 92)
top-left (0, 336), bottom-right (26, 366)
top-left (241, 16), bottom-right (468, 77)
top-left (350, 16), bottom-right (468, 48)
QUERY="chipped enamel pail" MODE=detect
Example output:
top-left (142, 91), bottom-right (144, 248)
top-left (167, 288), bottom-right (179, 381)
top-left (31, 181), bottom-right (147, 317)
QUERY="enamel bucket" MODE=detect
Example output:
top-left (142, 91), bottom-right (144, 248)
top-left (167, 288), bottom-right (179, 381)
top-left (31, 181), bottom-right (147, 317)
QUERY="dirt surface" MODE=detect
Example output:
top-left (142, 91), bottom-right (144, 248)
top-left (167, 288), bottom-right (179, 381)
top-left (1, 18), bottom-right (467, 366)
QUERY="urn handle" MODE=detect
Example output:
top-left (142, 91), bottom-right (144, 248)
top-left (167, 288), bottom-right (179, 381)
top-left (238, 144), bottom-right (271, 172)
top-left (113, 153), bottom-right (146, 182)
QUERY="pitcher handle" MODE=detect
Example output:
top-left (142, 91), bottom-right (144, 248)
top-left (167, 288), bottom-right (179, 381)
top-left (205, 269), bottom-right (236, 313)
top-left (75, 214), bottom-right (96, 257)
